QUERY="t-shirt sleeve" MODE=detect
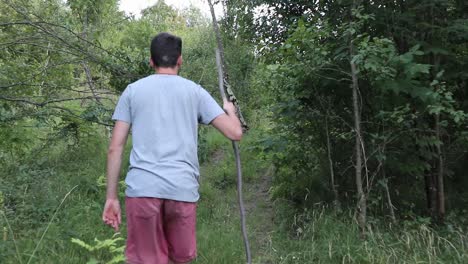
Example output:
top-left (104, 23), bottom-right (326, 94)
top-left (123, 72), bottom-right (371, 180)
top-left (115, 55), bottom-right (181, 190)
top-left (198, 87), bottom-right (224, 125)
top-left (112, 86), bottom-right (132, 124)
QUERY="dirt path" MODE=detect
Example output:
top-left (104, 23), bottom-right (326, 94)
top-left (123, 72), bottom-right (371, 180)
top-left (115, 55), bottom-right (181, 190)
top-left (244, 165), bottom-right (276, 264)
top-left (207, 145), bottom-right (277, 263)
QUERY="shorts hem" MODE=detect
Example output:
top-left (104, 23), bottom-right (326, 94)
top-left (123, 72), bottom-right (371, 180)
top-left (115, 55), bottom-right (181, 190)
top-left (125, 258), bottom-right (143, 264)
top-left (169, 254), bottom-right (197, 263)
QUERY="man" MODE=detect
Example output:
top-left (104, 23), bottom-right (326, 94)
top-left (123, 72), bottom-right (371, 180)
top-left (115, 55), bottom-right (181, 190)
top-left (102, 32), bottom-right (243, 264)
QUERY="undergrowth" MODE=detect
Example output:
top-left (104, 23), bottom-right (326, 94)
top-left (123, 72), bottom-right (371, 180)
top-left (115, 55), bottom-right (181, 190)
top-left (1, 126), bottom-right (467, 263)
top-left (264, 202), bottom-right (468, 264)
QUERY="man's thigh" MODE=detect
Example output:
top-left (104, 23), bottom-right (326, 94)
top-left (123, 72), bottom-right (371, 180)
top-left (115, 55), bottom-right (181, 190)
top-left (163, 200), bottom-right (197, 263)
top-left (125, 197), bottom-right (169, 264)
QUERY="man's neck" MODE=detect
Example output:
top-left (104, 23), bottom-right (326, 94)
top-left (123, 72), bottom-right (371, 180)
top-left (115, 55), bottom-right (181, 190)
top-left (155, 67), bottom-right (179, 75)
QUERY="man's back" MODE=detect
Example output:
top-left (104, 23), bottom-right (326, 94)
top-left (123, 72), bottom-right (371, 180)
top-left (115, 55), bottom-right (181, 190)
top-left (103, 32), bottom-right (242, 263)
top-left (112, 74), bottom-right (223, 202)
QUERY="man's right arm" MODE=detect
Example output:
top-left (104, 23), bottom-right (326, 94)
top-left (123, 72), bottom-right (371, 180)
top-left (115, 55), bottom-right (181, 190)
top-left (102, 120), bottom-right (130, 231)
top-left (211, 100), bottom-right (243, 141)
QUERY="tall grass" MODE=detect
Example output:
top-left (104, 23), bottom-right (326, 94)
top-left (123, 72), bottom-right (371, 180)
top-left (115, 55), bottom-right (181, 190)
top-left (1, 126), bottom-right (467, 263)
top-left (266, 203), bottom-right (468, 264)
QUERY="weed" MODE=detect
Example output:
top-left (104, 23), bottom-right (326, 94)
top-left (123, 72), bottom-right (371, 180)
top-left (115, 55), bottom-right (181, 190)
top-left (71, 233), bottom-right (125, 264)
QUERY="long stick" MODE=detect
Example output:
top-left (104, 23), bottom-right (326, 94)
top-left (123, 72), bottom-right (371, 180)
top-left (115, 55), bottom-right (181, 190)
top-left (215, 50), bottom-right (226, 100)
top-left (209, 1), bottom-right (251, 262)
top-left (215, 48), bottom-right (251, 264)
top-left (208, 0), bottom-right (248, 131)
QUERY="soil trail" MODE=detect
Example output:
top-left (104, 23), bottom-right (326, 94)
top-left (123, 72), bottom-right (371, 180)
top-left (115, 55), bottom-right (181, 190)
top-left (209, 146), bottom-right (277, 263)
top-left (244, 165), bottom-right (276, 264)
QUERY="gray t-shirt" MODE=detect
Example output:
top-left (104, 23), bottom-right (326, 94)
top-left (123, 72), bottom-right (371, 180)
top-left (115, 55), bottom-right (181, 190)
top-left (112, 74), bottom-right (224, 202)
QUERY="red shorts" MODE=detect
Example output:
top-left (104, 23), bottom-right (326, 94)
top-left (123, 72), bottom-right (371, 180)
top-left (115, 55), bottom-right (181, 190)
top-left (125, 197), bottom-right (197, 264)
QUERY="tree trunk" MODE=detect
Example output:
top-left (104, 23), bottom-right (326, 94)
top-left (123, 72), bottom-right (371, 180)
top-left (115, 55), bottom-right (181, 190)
top-left (435, 114), bottom-right (445, 223)
top-left (81, 12), bottom-right (102, 106)
top-left (350, 41), bottom-right (366, 237)
top-left (424, 170), bottom-right (437, 221)
top-left (325, 114), bottom-right (340, 209)
top-left (382, 168), bottom-right (396, 224)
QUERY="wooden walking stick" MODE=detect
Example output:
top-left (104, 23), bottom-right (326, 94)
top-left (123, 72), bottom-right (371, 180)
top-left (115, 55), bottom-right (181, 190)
top-left (208, 1), bottom-right (251, 263)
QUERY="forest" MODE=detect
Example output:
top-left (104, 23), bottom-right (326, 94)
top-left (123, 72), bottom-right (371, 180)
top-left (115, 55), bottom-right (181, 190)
top-left (1, 0), bottom-right (467, 263)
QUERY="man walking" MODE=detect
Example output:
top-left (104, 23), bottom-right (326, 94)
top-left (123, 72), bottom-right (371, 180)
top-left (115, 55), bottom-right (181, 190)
top-left (102, 32), bottom-right (243, 264)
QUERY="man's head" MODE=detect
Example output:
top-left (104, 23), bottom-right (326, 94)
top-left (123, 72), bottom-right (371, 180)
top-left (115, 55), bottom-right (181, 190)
top-left (150, 32), bottom-right (182, 69)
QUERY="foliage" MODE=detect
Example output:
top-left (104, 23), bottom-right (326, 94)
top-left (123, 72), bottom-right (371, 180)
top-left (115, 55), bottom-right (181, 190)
top-left (1, 0), bottom-right (468, 262)
top-left (268, 204), bottom-right (468, 263)
top-left (71, 234), bottom-right (125, 264)
top-left (228, 0), bottom-right (468, 224)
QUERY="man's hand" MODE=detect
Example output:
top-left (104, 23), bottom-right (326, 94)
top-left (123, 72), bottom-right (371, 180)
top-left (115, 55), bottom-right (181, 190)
top-left (211, 100), bottom-right (243, 141)
top-left (223, 99), bottom-right (237, 116)
top-left (102, 198), bottom-right (121, 231)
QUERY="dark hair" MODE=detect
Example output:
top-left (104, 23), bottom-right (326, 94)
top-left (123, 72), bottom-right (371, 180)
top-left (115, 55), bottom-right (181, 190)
top-left (150, 32), bottom-right (182, 68)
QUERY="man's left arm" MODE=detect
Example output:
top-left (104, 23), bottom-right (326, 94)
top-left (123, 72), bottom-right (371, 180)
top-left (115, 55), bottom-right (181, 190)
top-left (102, 120), bottom-right (130, 231)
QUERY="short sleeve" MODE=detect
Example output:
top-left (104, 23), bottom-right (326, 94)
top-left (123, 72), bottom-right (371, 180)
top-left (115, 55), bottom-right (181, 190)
top-left (198, 87), bottom-right (224, 125)
top-left (112, 86), bottom-right (132, 124)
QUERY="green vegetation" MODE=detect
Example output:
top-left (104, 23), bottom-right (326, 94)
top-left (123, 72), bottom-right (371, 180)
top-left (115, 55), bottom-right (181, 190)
top-left (1, 0), bottom-right (468, 263)
top-left (1, 126), bottom-right (467, 263)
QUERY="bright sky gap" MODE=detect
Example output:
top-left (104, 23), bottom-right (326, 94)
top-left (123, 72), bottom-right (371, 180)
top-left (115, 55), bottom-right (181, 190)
top-left (119, 0), bottom-right (223, 18)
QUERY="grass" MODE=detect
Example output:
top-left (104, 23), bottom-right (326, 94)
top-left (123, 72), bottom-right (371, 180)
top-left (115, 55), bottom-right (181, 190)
top-left (1, 126), bottom-right (467, 263)
top-left (264, 204), bottom-right (468, 264)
